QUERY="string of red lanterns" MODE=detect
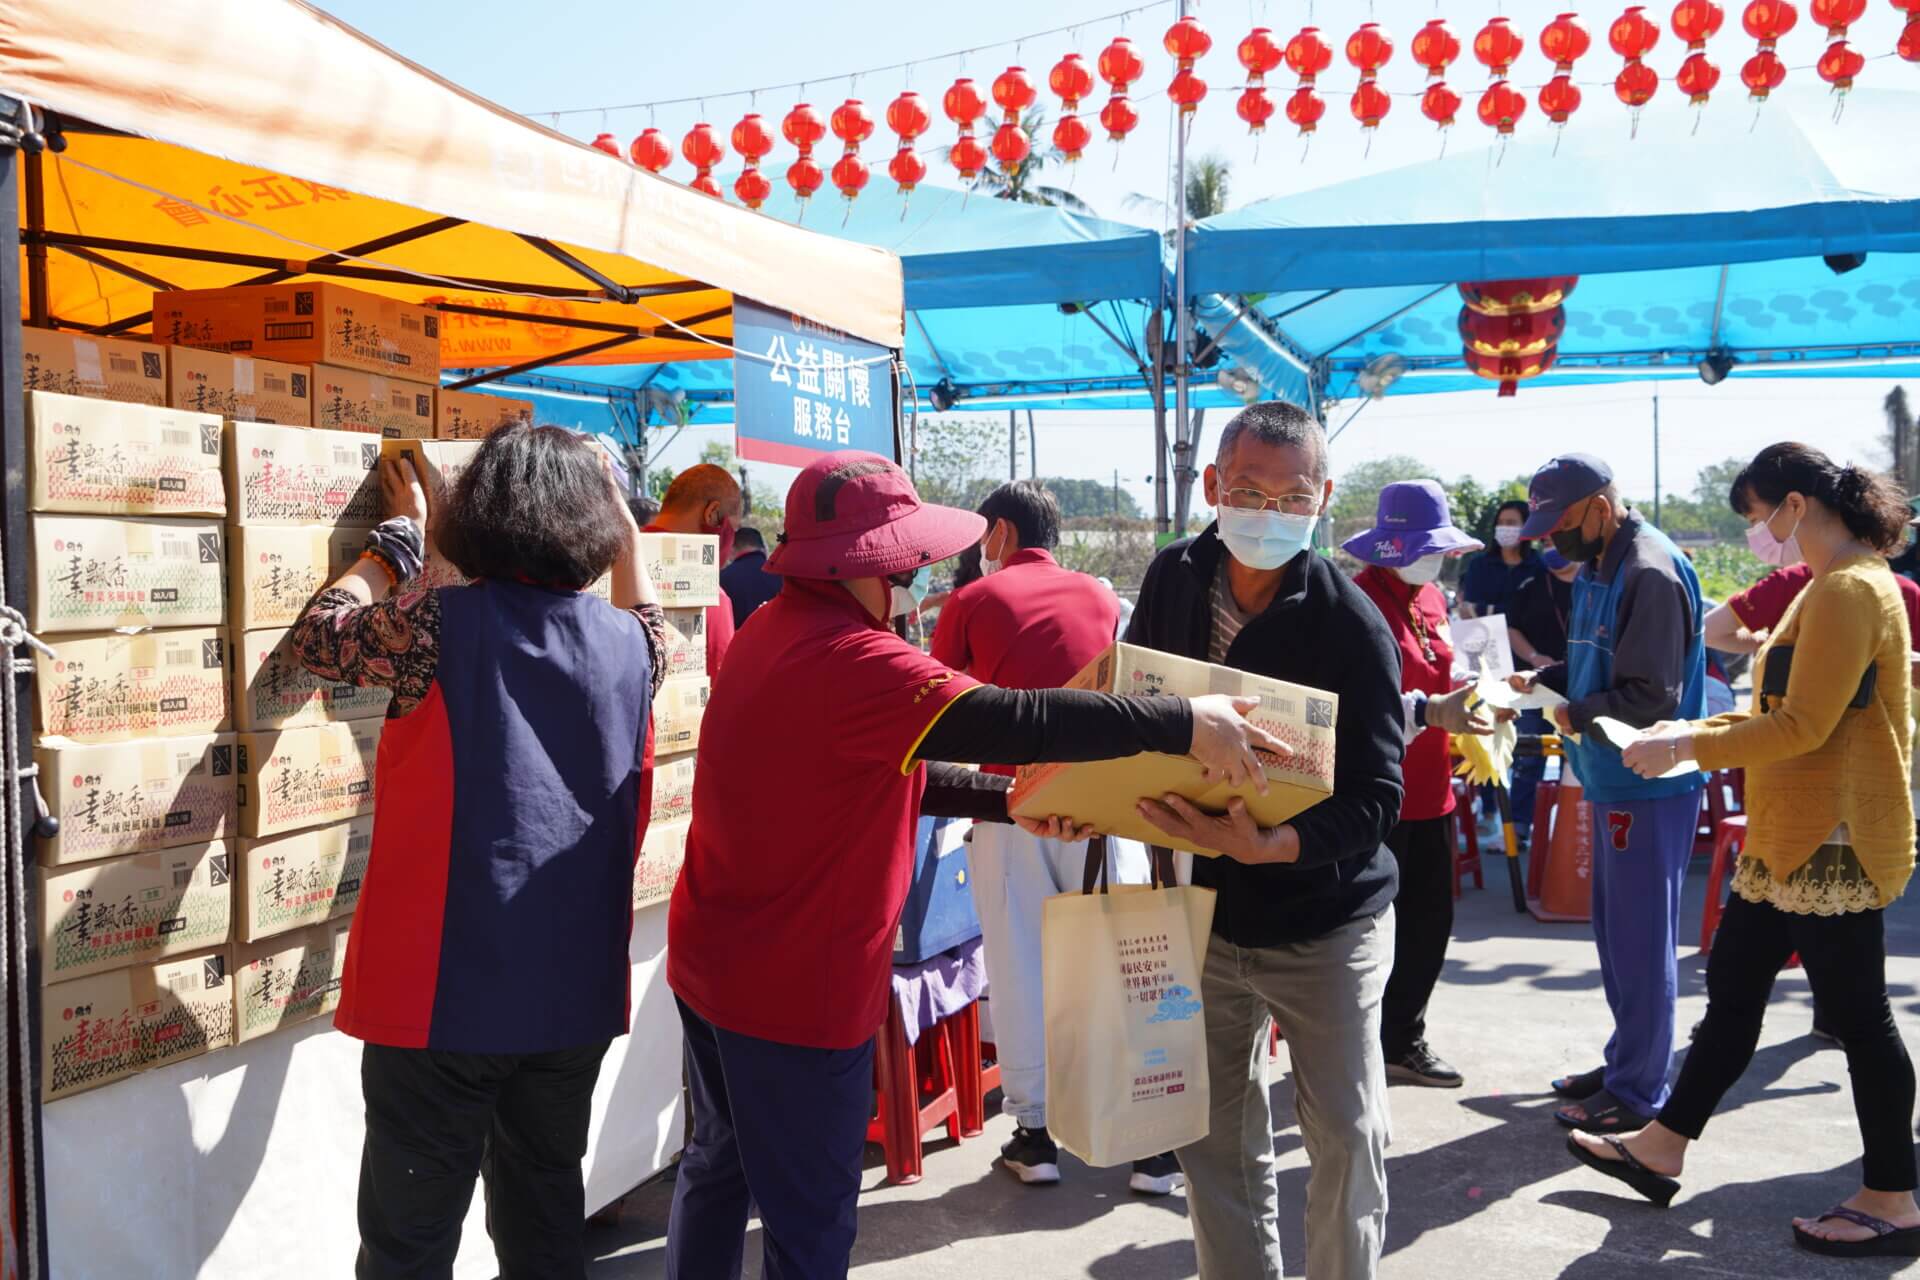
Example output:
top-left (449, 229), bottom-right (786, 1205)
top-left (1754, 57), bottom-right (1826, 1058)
top-left (1283, 26), bottom-right (1332, 137)
top-left (943, 78), bottom-right (988, 181)
top-left (1050, 53), bottom-right (1096, 160)
top-left (1097, 35), bottom-right (1144, 148)
top-left (1236, 27), bottom-right (1282, 136)
top-left (886, 92), bottom-right (931, 194)
top-left (1673, 3), bottom-right (1726, 107)
top-left (1165, 14), bottom-right (1212, 116)
top-left (731, 113), bottom-right (775, 208)
top-left (1413, 19), bottom-right (1463, 135)
top-left (1539, 12), bottom-right (1591, 127)
top-left (1347, 22), bottom-right (1394, 136)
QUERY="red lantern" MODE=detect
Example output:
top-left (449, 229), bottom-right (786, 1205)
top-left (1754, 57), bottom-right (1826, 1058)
top-left (1895, 0), bottom-right (1920, 14)
top-left (787, 156), bottom-right (824, 201)
top-left (1902, 18), bottom-right (1920, 61)
top-left (1810, 0), bottom-right (1866, 35)
top-left (681, 123), bottom-right (725, 199)
top-left (888, 148), bottom-right (928, 194)
top-left (992, 66), bottom-right (1038, 123)
top-left (1474, 17), bottom-right (1528, 75)
top-left (944, 78), bottom-right (987, 180)
top-left (887, 91), bottom-right (931, 143)
top-left (1742, 48), bottom-right (1790, 94)
top-left (949, 133), bottom-right (989, 180)
top-left (1165, 15), bottom-right (1212, 115)
top-left (1617, 59), bottom-right (1662, 105)
top-left (1743, 0), bottom-right (1799, 48)
top-left (1672, 1), bottom-right (1727, 47)
top-left (1239, 27), bottom-right (1284, 81)
top-left (1612, 6), bottom-right (1662, 61)
top-left (828, 100), bottom-right (872, 202)
top-left (1818, 38), bottom-right (1866, 87)
top-left (1460, 277), bottom-right (1581, 314)
top-left (1169, 69), bottom-right (1209, 113)
top-left (731, 114), bottom-right (775, 210)
top-left (1466, 347), bottom-right (1560, 396)
top-left (1541, 12), bottom-right (1595, 70)
top-left (1054, 112), bottom-right (1094, 158)
top-left (1286, 86), bottom-right (1328, 135)
top-left (1351, 81), bottom-right (1393, 128)
top-left (1347, 22), bottom-right (1395, 75)
top-left (1540, 74), bottom-right (1585, 123)
top-left (1100, 94), bottom-right (1141, 142)
top-left (831, 153), bottom-right (869, 199)
top-left (629, 127), bottom-right (672, 173)
top-left (1238, 87), bottom-right (1277, 134)
top-left (1479, 80), bottom-right (1529, 134)
top-left (734, 168), bottom-right (772, 209)
top-left (1459, 307), bottom-right (1567, 358)
top-left (1050, 53), bottom-right (1095, 108)
top-left (991, 120), bottom-right (1031, 169)
top-left (783, 103), bottom-right (827, 153)
top-left (1678, 51), bottom-right (1723, 101)
top-left (590, 132), bottom-right (621, 157)
top-left (1413, 18), bottom-right (1462, 76)
top-left (1423, 82), bottom-right (1464, 127)
top-left (1098, 35), bottom-right (1145, 90)
top-left (1285, 27), bottom-right (1334, 84)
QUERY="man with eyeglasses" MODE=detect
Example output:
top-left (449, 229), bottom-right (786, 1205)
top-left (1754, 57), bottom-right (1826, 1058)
top-left (1127, 401), bottom-right (1407, 1280)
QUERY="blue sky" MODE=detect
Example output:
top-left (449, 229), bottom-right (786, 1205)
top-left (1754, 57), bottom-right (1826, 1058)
top-left (315, 0), bottom-right (1913, 508)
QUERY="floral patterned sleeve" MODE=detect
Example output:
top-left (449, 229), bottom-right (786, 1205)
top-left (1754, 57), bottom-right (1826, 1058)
top-left (291, 586), bottom-right (443, 718)
top-left (631, 603), bottom-right (669, 697)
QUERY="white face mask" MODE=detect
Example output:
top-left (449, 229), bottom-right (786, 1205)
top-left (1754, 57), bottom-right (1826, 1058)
top-left (980, 523), bottom-right (1007, 576)
top-left (1745, 502), bottom-right (1804, 568)
top-left (1217, 506), bottom-right (1318, 571)
top-left (1494, 525), bottom-right (1524, 549)
top-left (1394, 555), bottom-right (1445, 586)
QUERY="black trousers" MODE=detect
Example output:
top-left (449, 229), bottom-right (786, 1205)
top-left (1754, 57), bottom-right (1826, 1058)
top-left (1380, 814), bottom-right (1456, 1057)
top-left (356, 1039), bottom-right (611, 1280)
top-left (1660, 892), bottom-right (1918, 1192)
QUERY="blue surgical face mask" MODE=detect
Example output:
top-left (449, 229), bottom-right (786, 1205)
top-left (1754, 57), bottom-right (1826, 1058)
top-left (888, 565), bottom-right (933, 617)
top-left (1217, 506), bottom-right (1318, 571)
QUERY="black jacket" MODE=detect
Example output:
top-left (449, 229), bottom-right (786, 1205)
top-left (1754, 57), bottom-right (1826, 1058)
top-left (1126, 529), bottom-right (1405, 947)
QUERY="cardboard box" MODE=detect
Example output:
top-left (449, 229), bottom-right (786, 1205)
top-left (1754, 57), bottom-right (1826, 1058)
top-left (1009, 644), bottom-right (1339, 856)
top-left (34, 627), bottom-right (229, 743)
top-left (21, 328), bottom-right (168, 407)
top-left (653, 677), bottom-right (709, 755)
top-left (167, 345), bottom-right (312, 426)
top-left (650, 752), bottom-right (698, 826)
top-left (39, 841), bottom-right (234, 983)
top-left (28, 392), bottom-right (225, 516)
top-left (227, 421), bottom-right (381, 526)
top-left (229, 523), bottom-right (372, 630)
top-left (313, 365), bottom-right (435, 438)
top-left (38, 733), bottom-right (238, 866)
top-left (30, 515), bottom-right (226, 634)
top-left (633, 818), bottom-right (689, 912)
top-left (153, 283), bottom-right (440, 378)
top-left (234, 627), bottom-right (391, 731)
top-left (661, 607), bottom-right (708, 679)
top-left (436, 388), bottom-right (533, 440)
top-left (42, 951), bottom-right (234, 1100)
top-left (235, 721), bottom-right (380, 838)
top-left (231, 920), bottom-right (348, 1043)
top-left (638, 533), bottom-right (721, 609)
top-left (381, 438), bottom-right (482, 586)
top-left (235, 817), bottom-right (371, 942)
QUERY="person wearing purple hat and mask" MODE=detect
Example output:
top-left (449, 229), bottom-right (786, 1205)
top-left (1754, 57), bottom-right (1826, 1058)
top-left (1508, 453), bottom-right (1709, 1137)
top-left (663, 450), bottom-right (1289, 1279)
top-left (1345, 481), bottom-right (1496, 1088)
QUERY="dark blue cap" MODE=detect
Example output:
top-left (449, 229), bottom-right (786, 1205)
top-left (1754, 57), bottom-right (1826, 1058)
top-left (1519, 454), bottom-right (1613, 538)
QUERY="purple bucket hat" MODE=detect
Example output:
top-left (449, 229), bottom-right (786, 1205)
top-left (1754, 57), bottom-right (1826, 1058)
top-left (1341, 479), bottom-right (1484, 568)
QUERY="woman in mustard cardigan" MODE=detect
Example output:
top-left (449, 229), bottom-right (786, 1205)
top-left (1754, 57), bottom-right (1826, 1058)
top-left (1567, 443), bottom-right (1919, 1258)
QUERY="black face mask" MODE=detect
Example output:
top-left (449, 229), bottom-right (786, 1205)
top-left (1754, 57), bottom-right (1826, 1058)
top-left (1551, 501), bottom-right (1608, 564)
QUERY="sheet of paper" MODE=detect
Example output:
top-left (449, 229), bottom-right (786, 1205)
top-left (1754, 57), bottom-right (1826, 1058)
top-left (1588, 715), bottom-right (1699, 779)
top-left (1477, 672), bottom-right (1566, 713)
top-left (1451, 613), bottom-right (1515, 683)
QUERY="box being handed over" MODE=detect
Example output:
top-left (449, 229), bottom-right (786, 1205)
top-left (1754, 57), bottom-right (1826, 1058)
top-left (653, 677), bottom-right (709, 755)
top-left (38, 733), bottom-right (238, 866)
top-left (1009, 644), bottom-right (1338, 856)
top-left (227, 421), bottom-right (381, 526)
top-left (42, 951), bottom-right (234, 1100)
top-left (30, 515), bottom-right (226, 634)
top-left (34, 627), bottom-right (229, 743)
top-left (39, 841), bottom-right (233, 983)
top-left (236, 721), bottom-right (381, 838)
top-left (28, 392), bottom-right (225, 516)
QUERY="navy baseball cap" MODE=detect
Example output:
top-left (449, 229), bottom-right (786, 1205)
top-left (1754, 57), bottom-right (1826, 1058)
top-left (1519, 454), bottom-right (1613, 538)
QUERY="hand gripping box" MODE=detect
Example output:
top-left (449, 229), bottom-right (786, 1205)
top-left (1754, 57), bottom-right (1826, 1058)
top-left (381, 438), bottom-right (481, 587)
top-left (236, 721), bottom-right (381, 838)
top-left (226, 421), bottom-right (381, 527)
top-left (650, 752), bottom-right (698, 826)
top-left (235, 816), bottom-right (372, 942)
top-left (34, 627), bottom-right (229, 743)
top-left (153, 283), bottom-right (440, 378)
top-left (313, 365), bottom-right (435, 438)
top-left (21, 328), bottom-right (168, 407)
top-left (633, 818), bottom-right (690, 912)
top-left (233, 627), bottom-right (391, 731)
top-left (39, 840), bottom-right (234, 984)
top-left (1009, 644), bottom-right (1339, 857)
top-left (30, 515), bottom-right (226, 634)
top-left (167, 346), bottom-right (312, 426)
top-left (38, 733), bottom-right (238, 866)
top-left (653, 677), bottom-right (709, 755)
top-left (230, 524), bottom-right (372, 630)
top-left (28, 392), bottom-right (225, 516)
top-left (436, 388), bottom-right (533, 439)
top-left (231, 920), bottom-right (349, 1043)
top-left (42, 951), bottom-right (235, 1100)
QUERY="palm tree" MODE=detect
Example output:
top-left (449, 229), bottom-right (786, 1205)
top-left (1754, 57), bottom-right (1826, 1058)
top-left (977, 109), bottom-right (1097, 215)
top-left (1124, 151), bottom-right (1233, 225)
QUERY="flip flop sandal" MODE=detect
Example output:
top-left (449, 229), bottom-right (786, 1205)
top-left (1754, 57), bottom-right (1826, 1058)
top-left (1565, 1133), bottom-right (1680, 1208)
top-left (1554, 1088), bottom-right (1653, 1133)
top-left (1550, 1065), bottom-right (1607, 1100)
top-left (1794, 1205), bottom-right (1920, 1257)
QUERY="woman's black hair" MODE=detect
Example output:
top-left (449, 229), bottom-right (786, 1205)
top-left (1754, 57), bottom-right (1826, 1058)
top-left (436, 423), bottom-right (630, 589)
top-left (1494, 499), bottom-right (1531, 525)
top-left (1728, 442), bottom-right (1910, 555)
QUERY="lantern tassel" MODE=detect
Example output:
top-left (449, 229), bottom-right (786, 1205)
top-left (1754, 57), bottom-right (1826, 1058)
top-left (842, 199), bottom-right (854, 229)
top-left (1364, 128), bottom-right (1374, 160)
top-left (1552, 124), bottom-right (1563, 158)
top-left (1692, 105), bottom-right (1704, 137)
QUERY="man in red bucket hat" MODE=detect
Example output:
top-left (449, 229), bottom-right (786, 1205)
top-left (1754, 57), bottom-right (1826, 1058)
top-left (665, 450), bottom-right (1288, 1278)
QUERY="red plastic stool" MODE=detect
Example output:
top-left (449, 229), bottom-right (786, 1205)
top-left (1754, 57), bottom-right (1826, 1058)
top-left (1526, 781), bottom-right (1561, 900)
top-left (867, 996), bottom-right (961, 1185)
top-left (1698, 815), bottom-right (1748, 955)
top-left (950, 1003), bottom-right (996, 1138)
top-left (1448, 779), bottom-right (1484, 899)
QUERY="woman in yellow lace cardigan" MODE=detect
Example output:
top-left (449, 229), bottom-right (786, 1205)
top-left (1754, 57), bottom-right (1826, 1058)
top-left (1567, 443), bottom-right (1920, 1259)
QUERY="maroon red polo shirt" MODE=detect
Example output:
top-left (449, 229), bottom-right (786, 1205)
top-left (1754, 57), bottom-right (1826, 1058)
top-left (667, 578), bottom-right (980, 1049)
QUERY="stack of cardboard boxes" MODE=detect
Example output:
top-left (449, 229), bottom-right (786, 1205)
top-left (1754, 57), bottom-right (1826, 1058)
top-left (634, 538), bottom-right (721, 913)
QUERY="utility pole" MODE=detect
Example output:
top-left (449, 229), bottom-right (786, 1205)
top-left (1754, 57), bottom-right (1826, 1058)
top-left (1170, 0), bottom-right (1193, 548)
top-left (1008, 409), bottom-right (1017, 481)
top-left (1027, 409), bottom-right (1036, 480)
top-left (1652, 392), bottom-right (1662, 528)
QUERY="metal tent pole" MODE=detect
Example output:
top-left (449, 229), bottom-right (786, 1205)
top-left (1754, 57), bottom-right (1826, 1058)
top-left (1652, 392), bottom-right (1662, 528)
top-left (1171, 0), bottom-right (1193, 539)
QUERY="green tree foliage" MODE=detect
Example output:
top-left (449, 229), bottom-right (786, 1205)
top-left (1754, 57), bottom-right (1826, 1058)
top-left (1045, 477), bottom-right (1143, 520)
top-left (1687, 542), bottom-right (1769, 603)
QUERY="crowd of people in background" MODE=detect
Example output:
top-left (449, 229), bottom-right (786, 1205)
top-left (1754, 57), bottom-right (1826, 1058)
top-left (295, 401), bottom-right (1920, 1279)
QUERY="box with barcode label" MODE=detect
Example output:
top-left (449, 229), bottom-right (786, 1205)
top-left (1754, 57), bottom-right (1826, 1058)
top-left (234, 627), bottom-right (390, 731)
top-left (235, 720), bottom-right (380, 838)
top-left (1009, 643), bottom-right (1339, 857)
top-left (39, 841), bottom-right (233, 983)
top-left (153, 283), bottom-right (439, 378)
top-left (21, 328), bottom-right (168, 407)
top-left (42, 951), bottom-right (234, 1100)
top-left (236, 817), bottom-right (371, 941)
top-left (167, 345), bottom-right (311, 426)
top-left (653, 676), bottom-right (709, 755)
top-left (38, 733), bottom-right (238, 866)
top-left (378, 438), bottom-right (480, 586)
top-left (660, 607), bottom-right (707, 678)
top-left (30, 515), bottom-right (226, 634)
top-left (34, 627), bottom-right (229, 743)
top-left (231, 920), bottom-right (348, 1043)
top-left (226, 421), bottom-right (381, 526)
top-left (436, 388), bottom-right (533, 440)
top-left (651, 752), bottom-right (698, 825)
top-left (230, 524), bottom-right (372, 630)
top-left (314, 364), bottom-right (434, 438)
top-left (637, 533), bottom-right (720, 609)
top-left (27, 392), bottom-right (226, 516)
top-left (633, 818), bottom-right (690, 913)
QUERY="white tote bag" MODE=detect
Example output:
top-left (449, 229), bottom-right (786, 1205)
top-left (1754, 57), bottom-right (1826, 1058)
top-left (1043, 841), bottom-right (1216, 1167)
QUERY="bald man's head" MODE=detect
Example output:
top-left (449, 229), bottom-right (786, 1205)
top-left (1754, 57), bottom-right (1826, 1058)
top-left (656, 463), bottom-right (744, 536)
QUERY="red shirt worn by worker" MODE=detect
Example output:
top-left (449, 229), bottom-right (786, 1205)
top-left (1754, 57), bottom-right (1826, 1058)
top-left (644, 522), bottom-right (736, 675)
top-left (1354, 564), bottom-right (1458, 822)
top-left (667, 578), bottom-right (980, 1050)
top-left (929, 547), bottom-right (1119, 774)
top-left (1730, 561), bottom-right (1920, 645)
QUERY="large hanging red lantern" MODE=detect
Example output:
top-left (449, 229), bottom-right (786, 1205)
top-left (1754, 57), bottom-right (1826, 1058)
top-left (1817, 38), bottom-right (1866, 88)
top-left (1050, 53), bottom-right (1096, 160)
top-left (1165, 15), bottom-right (1213, 115)
top-left (1743, 0), bottom-right (1799, 49)
top-left (731, 113), bottom-right (776, 209)
top-left (1097, 35), bottom-right (1145, 146)
top-left (1284, 26), bottom-right (1335, 84)
top-left (1459, 277), bottom-right (1578, 397)
top-left (1286, 86), bottom-right (1328, 135)
top-left (1810, 0), bottom-right (1866, 35)
top-left (990, 67), bottom-right (1036, 170)
top-left (681, 123), bottom-right (725, 199)
top-left (1901, 18), bottom-right (1920, 61)
top-left (830, 153), bottom-right (869, 200)
top-left (1413, 18), bottom-right (1462, 76)
top-left (590, 132), bottom-right (622, 157)
top-left (1541, 12), bottom-right (1595, 70)
top-left (630, 127), bottom-right (673, 173)
top-left (1673, 1), bottom-right (1727, 47)
top-left (885, 91), bottom-right (931, 193)
top-left (1459, 308), bottom-right (1568, 358)
top-left (1473, 17), bottom-right (1528, 75)
top-left (1346, 23), bottom-right (1394, 137)
top-left (783, 103), bottom-right (828, 201)
top-left (1460, 277), bottom-right (1581, 315)
top-left (1479, 80), bottom-right (1529, 134)
top-left (944, 78), bottom-right (988, 180)
top-left (1466, 347), bottom-right (1560, 397)
top-left (1238, 27), bottom-right (1283, 136)
top-left (1616, 59), bottom-right (1662, 106)
top-left (1540, 74), bottom-right (1585, 123)
top-left (829, 99), bottom-right (873, 201)
top-left (734, 168), bottom-right (772, 209)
